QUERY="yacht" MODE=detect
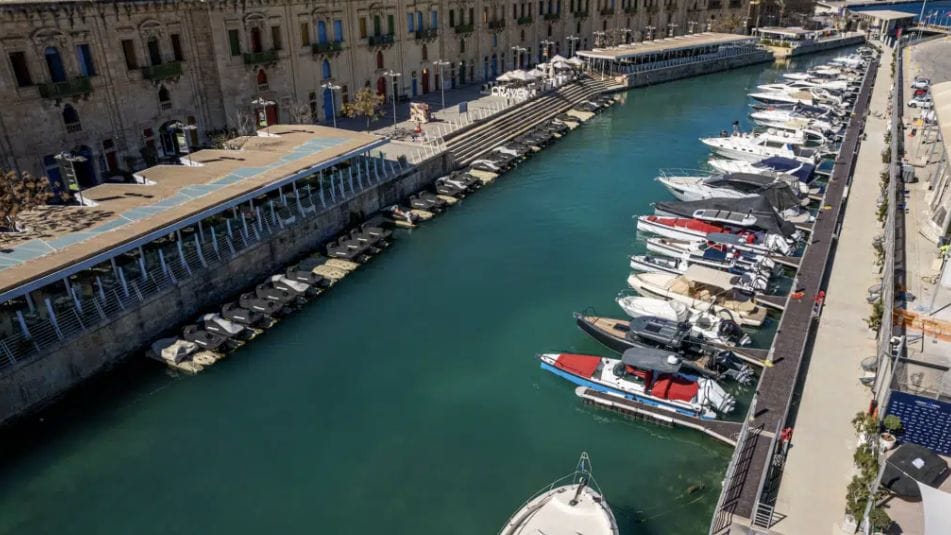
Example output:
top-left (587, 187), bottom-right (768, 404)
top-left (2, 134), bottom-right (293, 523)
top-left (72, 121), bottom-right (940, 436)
top-left (707, 156), bottom-right (816, 183)
top-left (635, 215), bottom-right (795, 255)
top-left (626, 268), bottom-right (769, 327)
top-left (700, 131), bottom-right (817, 163)
top-left (615, 294), bottom-right (753, 347)
top-left (657, 170), bottom-right (808, 202)
top-left (538, 348), bottom-right (737, 418)
top-left (644, 236), bottom-right (776, 274)
top-left (748, 88), bottom-right (815, 106)
top-left (499, 452), bottom-right (619, 535)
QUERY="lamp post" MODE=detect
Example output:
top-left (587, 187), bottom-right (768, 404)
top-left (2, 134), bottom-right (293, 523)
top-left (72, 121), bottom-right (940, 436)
top-left (510, 46), bottom-right (526, 70)
top-left (620, 28), bottom-right (632, 44)
top-left (54, 151), bottom-right (87, 206)
top-left (432, 59), bottom-right (450, 110)
top-left (566, 35), bottom-right (579, 56)
top-left (667, 22), bottom-right (677, 37)
top-left (321, 81), bottom-right (341, 128)
top-left (645, 25), bottom-right (655, 41)
top-left (917, 0), bottom-right (930, 42)
top-left (688, 21), bottom-right (698, 34)
top-left (168, 121), bottom-right (198, 166)
top-left (251, 97), bottom-right (276, 135)
top-left (593, 30), bottom-right (606, 48)
top-left (383, 70), bottom-right (402, 129)
top-left (540, 39), bottom-right (554, 59)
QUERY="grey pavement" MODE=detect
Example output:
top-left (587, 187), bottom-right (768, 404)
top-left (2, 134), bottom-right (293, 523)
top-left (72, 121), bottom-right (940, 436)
top-left (770, 49), bottom-right (893, 535)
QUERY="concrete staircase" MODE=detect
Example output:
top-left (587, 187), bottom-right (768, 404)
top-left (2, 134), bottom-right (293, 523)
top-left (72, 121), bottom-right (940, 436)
top-left (444, 77), bottom-right (616, 166)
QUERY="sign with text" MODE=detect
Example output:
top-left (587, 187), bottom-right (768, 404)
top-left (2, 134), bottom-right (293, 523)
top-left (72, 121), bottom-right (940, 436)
top-left (886, 390), bottom-right (951, 454)
top-left (491, 86), bottom-right (529, 100)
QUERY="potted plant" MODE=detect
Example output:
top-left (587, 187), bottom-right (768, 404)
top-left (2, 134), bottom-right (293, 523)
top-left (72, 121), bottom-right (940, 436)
top-left (852, 411), bottom-right (878, 445)
top-left (880, 415), bottom-right (902, 451)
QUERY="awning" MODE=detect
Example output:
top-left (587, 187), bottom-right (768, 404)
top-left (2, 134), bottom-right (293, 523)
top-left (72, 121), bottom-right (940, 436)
top-left (919, 481), bottom-right (951, 535)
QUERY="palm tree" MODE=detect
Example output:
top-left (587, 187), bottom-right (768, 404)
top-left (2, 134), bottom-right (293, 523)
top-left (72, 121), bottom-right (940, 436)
top-left (0, 170), bottom-right (58, 232)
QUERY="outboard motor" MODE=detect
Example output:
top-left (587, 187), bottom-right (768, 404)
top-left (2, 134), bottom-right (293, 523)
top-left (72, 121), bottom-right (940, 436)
top-left (713, 351), bottom-right (756, 385)
top-left (717, 319), bottom-right (751, 347)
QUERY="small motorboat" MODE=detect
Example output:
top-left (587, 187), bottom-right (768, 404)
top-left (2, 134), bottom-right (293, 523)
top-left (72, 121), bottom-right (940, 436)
top-left (201, 313), bottom-right (253, 341)
top-left (629, 253), bottom-right (769, 291)
top-left (498, 452), bottom-right (618, 535)
top-left (700, 131), bottom-right (817, 163)
top-left (613, 295), bottom-right (752, 346)
top-left (644, 236), bottom-right (776, 275)
top-left (707, 155), bottom-right (817, 184)
top-left (635, 215), bottom-right (795, 256)
top-left (285, 267), bottom-right (329, 288)
top-left (573, 312), bottom-right (754, 383)
top-left (221, 302), bottom-right (267, 326)
top-left (255, 283), bottom-right (298, 306)
top-left (181, 324), bottom-right (229, 352)
top-left (626, 269), bottom-right (768, 327)
top-left (538, 348), bottom-right (737, 419)
top-left (381, 205), bottom-right (421, 228)
top-left (270, 274), bottom-right (313, 297)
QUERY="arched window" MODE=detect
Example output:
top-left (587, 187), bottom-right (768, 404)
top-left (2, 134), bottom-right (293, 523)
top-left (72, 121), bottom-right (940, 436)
top-left (62, 104), bottom-right (81, 132)
top-left (256, 69), bottom-right (268, 90)
top-left (44, 47), bottom-right (66, 83)
top-left (158, 85), bottom-right (171, 110)
top-left (421, 44), bottom-right (428, 61)
top-left (322, 59), bottom-right (332, 79)
top-left (376, 50), bottom-right (384, 69)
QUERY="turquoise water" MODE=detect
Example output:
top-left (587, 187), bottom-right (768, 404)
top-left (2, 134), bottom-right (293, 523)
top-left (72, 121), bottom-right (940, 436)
top-left (0, 51), bottom-right (847, 534)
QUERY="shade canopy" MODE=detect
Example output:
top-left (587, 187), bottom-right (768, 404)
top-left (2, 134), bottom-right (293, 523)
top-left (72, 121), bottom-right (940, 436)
top-left (567, 56), bottom-right (585, 66)
top-left (550, 54), bottom-right (568, 63)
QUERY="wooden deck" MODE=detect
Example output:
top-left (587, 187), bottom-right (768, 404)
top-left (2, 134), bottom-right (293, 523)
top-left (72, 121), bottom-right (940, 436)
top-left (711, 57), bottom-right (879, 530)
top-left (575, 387), bottom-right (743, 446)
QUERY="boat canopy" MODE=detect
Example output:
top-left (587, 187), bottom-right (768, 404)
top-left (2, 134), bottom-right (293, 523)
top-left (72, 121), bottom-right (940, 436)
top-left (684, 264), bottom-right (740, 289)
top-left (620, 347), bottom-right (682, 373)
top-left (756, 156), bottom-right (816, 183)
top-left (628, 316), bottom-right (689, 345)
top-left (718, 173), bottom-right (775, 188)
top-left (654, 195), bottom-right (797, 237)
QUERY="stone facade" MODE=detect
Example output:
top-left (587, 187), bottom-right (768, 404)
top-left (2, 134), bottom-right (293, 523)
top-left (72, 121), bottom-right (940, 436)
top-left (0, 0), bottom-right (748, 184)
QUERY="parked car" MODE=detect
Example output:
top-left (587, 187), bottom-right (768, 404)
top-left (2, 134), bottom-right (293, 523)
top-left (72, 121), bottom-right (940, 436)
top-left (913, 88), bottom-right (929, 98)
top-left (911, 78), bottom-right (931, 90)
top-left (908, 97), bottom-right (934, 109)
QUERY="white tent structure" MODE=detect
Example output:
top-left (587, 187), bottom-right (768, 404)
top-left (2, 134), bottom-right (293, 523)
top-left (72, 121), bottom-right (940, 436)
top-left (918, 482), bottom-right (951, 535)
top-left (550, 54), bottom-right (568, 63)
top-left (567, 56), bottom-right (585, 67)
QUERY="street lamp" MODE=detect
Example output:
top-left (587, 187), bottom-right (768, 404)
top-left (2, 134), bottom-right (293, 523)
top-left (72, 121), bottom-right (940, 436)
top-left (619, 28), bottom-right (632, 44)
top-left (667, 23), bottom-right (677, 37)
top-left (321, 81), bottom-right (341, 128)
top-left (688, 21), bottom-right (698, 34)
top-left (566, 35), bottom-right (579, 56)
top-left (510, 46), bottom-right (526, 70)
top-left (593, 30), bottom-right (606, 48)
top-left (383, 70), bottom-right (402, 129)
top-left (251, 97), bottom-right (276, 135)
top-left (645, 25), bottom-right (655, 41)
top-left (432, 59), bottom-right (450, 111)
top-left (168, 120), bottom-right (198, 166)
top-left (54, 151), bottom-right (87, 206)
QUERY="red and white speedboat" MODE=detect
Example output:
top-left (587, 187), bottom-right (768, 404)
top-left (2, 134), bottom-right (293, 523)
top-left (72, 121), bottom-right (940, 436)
top-left (539, 348), bottom-right (736, 419)
top-left (635, 215), bottom-right (793, 255)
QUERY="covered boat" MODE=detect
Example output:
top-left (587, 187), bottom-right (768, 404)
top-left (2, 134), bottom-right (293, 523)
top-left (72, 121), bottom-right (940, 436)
top-left (149, 337), bottom-right (198, 364)
top-left (653, 195), bottom-right (803, 238)
top-left (636, 214), bottom-right (795, 256)
top-left (538, 348), bottom-right (736, 418)
top-left (615, 295), bottom-right (753, 346)
top-left (499, 452), bottom-right (618, 535)
top-left (708, 156), bottom-right (817, 184)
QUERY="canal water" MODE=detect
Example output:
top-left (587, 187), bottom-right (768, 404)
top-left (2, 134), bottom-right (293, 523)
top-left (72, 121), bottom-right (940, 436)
top-left (0, 50), bottom-right (849, 534)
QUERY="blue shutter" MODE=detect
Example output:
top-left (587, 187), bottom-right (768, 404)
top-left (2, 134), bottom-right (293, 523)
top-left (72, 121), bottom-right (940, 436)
top-left (431, 10), bottom-right (438, 29)
top-left (317, 21), bottom-right (328, 44)
top-left (333, 20), bottom-right (344, 42)
top-left (407, 13), bottom-right (414, 32)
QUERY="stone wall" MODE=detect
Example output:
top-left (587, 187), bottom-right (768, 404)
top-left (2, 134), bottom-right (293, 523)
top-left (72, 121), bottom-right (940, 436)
top-left (625, 49), bottom-right (774, 88)
top-left (0, 151), bottom-right (450, 426)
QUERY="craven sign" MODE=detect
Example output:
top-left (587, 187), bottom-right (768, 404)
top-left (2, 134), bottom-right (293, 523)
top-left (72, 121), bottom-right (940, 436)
top-left (491, 86), bottom-right (529, 100)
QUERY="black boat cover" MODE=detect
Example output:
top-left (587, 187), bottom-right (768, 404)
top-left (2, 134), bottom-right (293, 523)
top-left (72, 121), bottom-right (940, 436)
top-left (621, 347), bottom-right (683, 373)
top-left (628, 316), bottom-right (690, 346)
top-left (755, 156), bottom-right (816, 183)
top-left (882, 444), bottom-right (949, 498)
top-left (654, 195), bottom-right (797, 237)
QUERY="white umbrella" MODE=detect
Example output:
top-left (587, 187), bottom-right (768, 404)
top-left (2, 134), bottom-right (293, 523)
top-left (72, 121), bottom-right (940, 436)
top-left (509, 69), bottom-right (537, 82)
top-left (527, 68), bottom-right (547, 79)
top-left (496, 71), bottom-right (514, 82)
top-left (550, 54), bottom-right (568, 63)
top-left (567, 57), bottom-right (585, 66)
top-left (552, 60), bottom-right (571, 70)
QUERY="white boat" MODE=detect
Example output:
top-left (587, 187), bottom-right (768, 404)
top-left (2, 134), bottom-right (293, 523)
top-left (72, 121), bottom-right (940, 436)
top-left (499, 452), bottom-right (619, 535)
top-left (635, 215), bottom-right (794, 255)
top-left (700, 131), bottom-right (816, 163)
top-left (707, 156), bottom-right (815, 183)
top-left (539, 350), bottom-right (736, 418)
top-left (615, 294), bottom-right (753, 346)
top-left (630, 252), bottom-right (768, 291)
top-left (644, 236), bottom-right (776, 272)
top-left (657, 169), bottom-right (799, 202)
top-left (749, 89), bottom-right (815, 106)
top-left (626, 268), bottom-right (768, 327)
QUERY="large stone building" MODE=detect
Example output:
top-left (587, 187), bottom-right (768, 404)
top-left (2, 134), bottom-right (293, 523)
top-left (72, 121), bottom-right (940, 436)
top-left (0, 0), bottom-right (748, 186)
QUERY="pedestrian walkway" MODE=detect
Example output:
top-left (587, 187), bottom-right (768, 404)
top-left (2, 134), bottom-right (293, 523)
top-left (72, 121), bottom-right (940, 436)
top-left (770, 52), bottom-right (894, 535)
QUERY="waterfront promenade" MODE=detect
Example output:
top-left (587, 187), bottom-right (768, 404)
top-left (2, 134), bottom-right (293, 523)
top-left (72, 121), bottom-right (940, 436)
top-left (769, 52), bottom-right (893, 535)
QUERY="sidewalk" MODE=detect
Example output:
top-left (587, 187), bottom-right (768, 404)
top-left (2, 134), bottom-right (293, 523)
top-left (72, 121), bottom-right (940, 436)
top-left (770, 53), bottom-right (893, 534)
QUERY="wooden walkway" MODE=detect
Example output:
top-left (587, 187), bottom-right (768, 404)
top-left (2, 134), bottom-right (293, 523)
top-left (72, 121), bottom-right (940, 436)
top-left (575, 387), bottom-right (743, 446)
top-left (711, 57), bottom-right (880, 531)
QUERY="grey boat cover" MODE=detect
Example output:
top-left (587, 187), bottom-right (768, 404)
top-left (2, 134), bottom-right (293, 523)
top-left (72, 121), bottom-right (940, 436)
top-left (621, 347), bottom-right (683, 373)
top-left (882, 444), bottom-right (949, 498)
top-left (654, 195), bottom-right (797, 237)
top-left (707, 174), bottom-right (804, 208)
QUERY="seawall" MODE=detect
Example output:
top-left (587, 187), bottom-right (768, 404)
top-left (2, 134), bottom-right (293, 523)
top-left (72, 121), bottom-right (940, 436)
top-left (0, 153), bottom-right (451, 426)
top-left (622, 50), bottom-right (775, 88)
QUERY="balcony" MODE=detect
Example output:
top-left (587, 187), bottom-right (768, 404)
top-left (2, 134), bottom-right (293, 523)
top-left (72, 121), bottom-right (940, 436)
top-left (600, 7), bottom-right (615, 16)
top-left (454, 23), bottom-right (474, 34)
top-left (488, 19), bottom-right (506, 30)
top-left (517, 16), bottom-right (533, 25)
top-left (573, 10), bottom-right (589, 18)
top-left (624, 6), bottom-right (638, 14)
top-left (141, 61), bottom-right (183, 81)
top-left (368, 33), bottom-right (395, 47)
top-left (709, 0), bottom-right (722, 7)
top-left (243, 49), bottom-right (279, 65)
top-left (544, 13), bottom-right (561, 21)
top-left (729, 0), bottom-right (741, 7)
top-left (38, 77), bottom-right (92, 100)
top-left (415, 28), bottom-right (439, 41)
top-left (312, 41), bottom-right (344, 55)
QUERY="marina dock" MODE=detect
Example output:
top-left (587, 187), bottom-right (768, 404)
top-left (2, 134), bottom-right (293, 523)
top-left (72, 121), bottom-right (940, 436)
top-left (710, 55), bottom-right (880, 532)
top-left (576, 387), bottom-right (743, 446)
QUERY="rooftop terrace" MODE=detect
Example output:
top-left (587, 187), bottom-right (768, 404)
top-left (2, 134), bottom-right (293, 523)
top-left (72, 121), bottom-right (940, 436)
top-left (0, 125), bottom-right (383, 301)
top-left (575, 32), bottom-right (754, 61)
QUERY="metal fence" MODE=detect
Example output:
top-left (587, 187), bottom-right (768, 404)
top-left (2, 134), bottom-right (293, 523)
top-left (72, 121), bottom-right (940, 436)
top-left (0, 156), bottom-right (411, 372)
